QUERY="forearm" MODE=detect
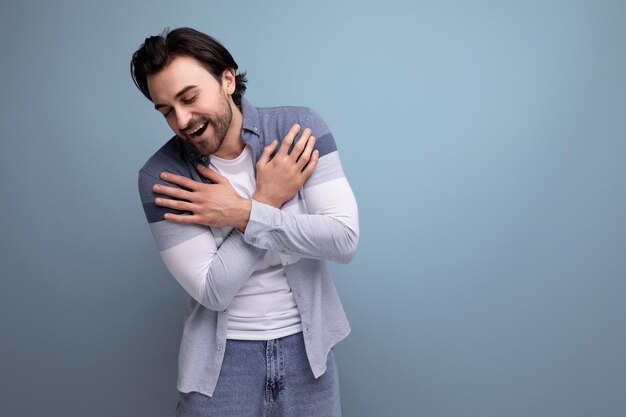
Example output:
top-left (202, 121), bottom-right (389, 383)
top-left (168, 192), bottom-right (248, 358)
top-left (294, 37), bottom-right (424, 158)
top-left (243, 177), bottom-right (360, 264)
top-left (201, 230), bottom-right (266, 310)
top-left (140, 168), bottom-right (265, 311)
top-left (244, 205), bottom-right (358, 264)
top-left (160, 228), bottom-right (266, 311)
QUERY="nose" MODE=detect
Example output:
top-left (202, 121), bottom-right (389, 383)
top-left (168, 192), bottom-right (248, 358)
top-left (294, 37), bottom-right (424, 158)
top-left (174, 107), bottom-right (192, 132)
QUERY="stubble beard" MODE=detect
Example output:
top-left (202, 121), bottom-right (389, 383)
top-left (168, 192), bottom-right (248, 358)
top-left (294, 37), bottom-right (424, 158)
top-left (189, 94), bottom-right (233, 156)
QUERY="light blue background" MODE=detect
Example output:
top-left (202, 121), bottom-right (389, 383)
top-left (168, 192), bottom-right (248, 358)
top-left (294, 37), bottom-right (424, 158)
top-left (1, 1), bottom-right (625, 416)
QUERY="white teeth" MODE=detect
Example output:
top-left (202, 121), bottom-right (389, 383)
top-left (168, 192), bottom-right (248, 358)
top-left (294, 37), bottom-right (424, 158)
top-left (188, 122), bottom-right (206, 135)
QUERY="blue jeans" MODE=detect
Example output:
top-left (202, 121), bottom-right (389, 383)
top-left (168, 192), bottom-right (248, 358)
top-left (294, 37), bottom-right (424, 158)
top-left (175, 332), bottom-right (341, 417)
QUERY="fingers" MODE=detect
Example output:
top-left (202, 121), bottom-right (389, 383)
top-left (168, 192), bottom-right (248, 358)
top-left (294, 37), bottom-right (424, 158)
top-left (289, 128), bottom-right (313, 161)
top-left (163, 212), bottom-right (200, 224)
top-left (295, 135), bottom-right (316, 167)
top-left (196, 164), bottom-right (227, 184)
top-left (153, 183), bottom-right (192, 200)
top-left (301, 149), bottom-right (319, 177)
top-left (155, 196), bottom-right (197, 212)
top-left (159, 172), bottom-right (201, 190)
top-left (258, 140), bottom-right (278, 166)
top-left (277, 124), bottom-right (301, 157)
top-left (278, 124), bottom-right (316, 167)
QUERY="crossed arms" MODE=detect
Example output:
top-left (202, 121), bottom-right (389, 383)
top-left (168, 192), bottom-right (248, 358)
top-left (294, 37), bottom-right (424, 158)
top-left (139, 122), bottom-right (359, 311)
top-left (153, 124), bottom-right (319, 229)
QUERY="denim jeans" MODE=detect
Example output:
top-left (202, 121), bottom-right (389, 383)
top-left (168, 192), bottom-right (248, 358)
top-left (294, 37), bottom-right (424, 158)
top-left (175, 332), bottom-right (341, 417)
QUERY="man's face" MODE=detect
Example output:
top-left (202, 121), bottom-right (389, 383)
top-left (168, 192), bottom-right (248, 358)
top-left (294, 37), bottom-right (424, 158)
top-left (147, 55), bottom-right (234, 155)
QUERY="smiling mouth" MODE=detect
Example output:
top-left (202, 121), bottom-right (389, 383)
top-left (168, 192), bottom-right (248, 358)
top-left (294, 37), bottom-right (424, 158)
top-left (186, 121), bottom-right (208, 138)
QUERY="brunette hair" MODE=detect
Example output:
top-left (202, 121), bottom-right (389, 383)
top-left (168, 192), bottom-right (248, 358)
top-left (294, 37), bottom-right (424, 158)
top-left (130, 27), bottom-right (247, 105)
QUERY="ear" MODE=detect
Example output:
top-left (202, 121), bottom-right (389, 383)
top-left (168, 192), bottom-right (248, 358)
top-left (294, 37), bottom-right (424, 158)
top-left (221, 68), bottom-right (236, 95)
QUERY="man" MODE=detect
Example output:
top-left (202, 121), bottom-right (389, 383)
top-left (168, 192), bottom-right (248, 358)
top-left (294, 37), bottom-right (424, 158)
top-left (131, 27), bottom-right (359, 416)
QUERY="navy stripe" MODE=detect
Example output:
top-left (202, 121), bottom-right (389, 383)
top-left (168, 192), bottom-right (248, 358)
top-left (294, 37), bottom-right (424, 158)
top-left (313, 132), bottom-right (337, 158)
top-left (142, 201), bottom-right (188, 224)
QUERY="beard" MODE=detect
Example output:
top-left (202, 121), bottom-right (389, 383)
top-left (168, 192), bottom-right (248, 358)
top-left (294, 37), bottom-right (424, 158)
top-left (184, 93), bottom-right (233, 156)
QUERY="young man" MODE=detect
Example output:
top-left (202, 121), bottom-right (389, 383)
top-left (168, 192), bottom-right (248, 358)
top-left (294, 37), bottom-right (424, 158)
top-left (131, 27), bottom-right (359, 416)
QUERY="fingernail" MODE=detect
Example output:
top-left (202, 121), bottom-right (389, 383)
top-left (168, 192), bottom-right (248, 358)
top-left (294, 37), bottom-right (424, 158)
top-left (155, 198), bottom-right (162, 204)
top-left (153, 184), bottom-right (160, 191)
top-left (294, 124), bottom-right (300, 130)
top-left (160, 172), bottom-right (168, 179)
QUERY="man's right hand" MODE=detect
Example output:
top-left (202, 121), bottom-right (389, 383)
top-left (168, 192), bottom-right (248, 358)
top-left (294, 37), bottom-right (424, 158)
top-left (253, 124), bottom-right (319, 208)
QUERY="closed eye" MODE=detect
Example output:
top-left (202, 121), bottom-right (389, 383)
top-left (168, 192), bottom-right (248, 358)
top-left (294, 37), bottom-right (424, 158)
top-left (182, 95), bottom-right (197, 105)
top-left (157, 94), bottom-right (197, 118)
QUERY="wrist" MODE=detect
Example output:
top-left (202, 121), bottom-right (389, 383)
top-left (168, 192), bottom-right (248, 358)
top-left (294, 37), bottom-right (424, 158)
top-left (233, 198), bottom-right (252, 232)
top-left (252, 190), bottom-right (282, 208)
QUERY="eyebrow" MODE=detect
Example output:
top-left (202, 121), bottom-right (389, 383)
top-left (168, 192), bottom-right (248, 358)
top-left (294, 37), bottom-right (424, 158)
top-left (154, 85), bottom-right (198, 110)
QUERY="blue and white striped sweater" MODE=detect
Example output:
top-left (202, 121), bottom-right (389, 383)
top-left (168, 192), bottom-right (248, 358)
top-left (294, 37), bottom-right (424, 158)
top-left (138, 99), bottom-right (359, 397)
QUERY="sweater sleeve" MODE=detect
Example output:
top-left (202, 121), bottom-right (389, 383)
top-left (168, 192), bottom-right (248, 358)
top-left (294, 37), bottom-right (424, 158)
top-left (242, 110), bottom-right (360, 264)
top-left (139, 170), bottom-right (267, 311)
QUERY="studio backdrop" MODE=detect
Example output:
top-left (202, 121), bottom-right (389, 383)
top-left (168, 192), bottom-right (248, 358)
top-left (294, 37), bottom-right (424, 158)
top-left (1, 1), bottom-right (625, 416)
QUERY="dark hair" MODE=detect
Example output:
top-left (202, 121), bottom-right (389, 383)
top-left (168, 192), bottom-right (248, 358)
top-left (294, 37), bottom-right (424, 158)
top-left (130, 27), bottom-right (247, 105)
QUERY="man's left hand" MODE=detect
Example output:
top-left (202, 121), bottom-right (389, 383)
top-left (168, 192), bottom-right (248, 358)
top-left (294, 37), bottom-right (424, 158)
top-left (153, 167), bottom-right (251, 231)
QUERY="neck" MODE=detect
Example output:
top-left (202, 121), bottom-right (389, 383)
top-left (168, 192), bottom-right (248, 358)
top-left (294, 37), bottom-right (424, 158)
top-left (213, 100), bottom-right (244, 160)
